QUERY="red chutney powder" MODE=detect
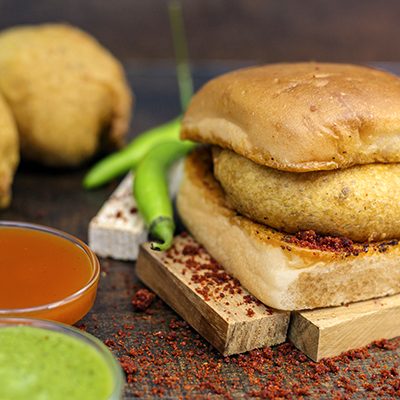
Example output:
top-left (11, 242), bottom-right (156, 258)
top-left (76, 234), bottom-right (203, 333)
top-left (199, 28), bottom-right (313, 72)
top-left (131, 289), bottom-right (155, 312)
top-left (284, 230), bottom-right (399, 256)
top-left (105, 310), bottom-right (400, 399)
top-left (163, 234), bottom-right (266, 315)
top-left (98, 233), bottom-right (400, 399)
top-left (284, 230), bottom-right (358, 254)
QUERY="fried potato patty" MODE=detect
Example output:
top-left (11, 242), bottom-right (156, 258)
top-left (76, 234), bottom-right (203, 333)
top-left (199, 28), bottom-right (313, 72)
top-left (0, 94), bottom-right (18, 208)
top-left (213, 148), bottom-right (400, 242)
top-left (0, 24), bottom-right (132, 167)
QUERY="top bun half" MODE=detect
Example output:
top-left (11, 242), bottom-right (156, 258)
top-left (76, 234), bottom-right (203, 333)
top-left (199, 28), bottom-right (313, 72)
top-left (181, 63), bottom-right (400, 171)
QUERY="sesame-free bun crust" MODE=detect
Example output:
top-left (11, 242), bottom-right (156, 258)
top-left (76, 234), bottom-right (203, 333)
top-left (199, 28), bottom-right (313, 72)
top-left (182, 63), bottom-right (400, 171)
top-left (177, 148), bottom-right (400, 310)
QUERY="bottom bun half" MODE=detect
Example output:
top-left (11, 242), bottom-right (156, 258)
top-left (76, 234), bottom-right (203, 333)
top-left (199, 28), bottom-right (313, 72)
top-left (177, 148), bottom-right (400, 310)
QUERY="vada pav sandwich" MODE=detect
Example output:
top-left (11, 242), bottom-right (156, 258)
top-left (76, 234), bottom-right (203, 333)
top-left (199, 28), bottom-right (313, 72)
top-left (177, 63), bottom-right (400, 310)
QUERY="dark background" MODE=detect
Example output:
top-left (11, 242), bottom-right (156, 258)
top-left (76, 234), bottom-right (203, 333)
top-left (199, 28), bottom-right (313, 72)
top-left (0, 0), bottom-right (399, 64)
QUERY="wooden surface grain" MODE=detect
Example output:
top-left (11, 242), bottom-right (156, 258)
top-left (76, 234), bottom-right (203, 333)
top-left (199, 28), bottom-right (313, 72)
top-left (1, 63), bottom-right (400, 399)
top-left (289, 294), bottom-right (400, 361)
top-left (136, 237), bottom-right (289, 356)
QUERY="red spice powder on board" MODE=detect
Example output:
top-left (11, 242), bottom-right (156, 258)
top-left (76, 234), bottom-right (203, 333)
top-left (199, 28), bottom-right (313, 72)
top-left (100, 233), bottom-right (400, 398)
top-left (246, 308), bottom-right (255, 317)
top-left (163, 234), bottom-right (269, 316)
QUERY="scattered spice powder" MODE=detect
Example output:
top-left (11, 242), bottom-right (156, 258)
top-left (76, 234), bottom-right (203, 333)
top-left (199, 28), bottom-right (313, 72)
top-left (163, 234), bottom-right (270, 315)
top-left (284, 230), bottom-right (399, 256)
top-left (284, 230), bottom-right (359, 255)
top-left (119, 355), bottom-right (137, 375)
top-left (246, 308), bottom-right (255, 317)
top-left (91, 233), bottom-right (400, 399)
top-left (131, 288), bottom-right (156, 311)
top-left (104, 313), bottom-right (400, 399)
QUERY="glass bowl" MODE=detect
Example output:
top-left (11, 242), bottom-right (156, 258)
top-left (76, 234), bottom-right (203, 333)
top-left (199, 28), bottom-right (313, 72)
top-left (0, 317), bottom-right (124, 399)
top-left (0, 221), bottom-right (100, 324)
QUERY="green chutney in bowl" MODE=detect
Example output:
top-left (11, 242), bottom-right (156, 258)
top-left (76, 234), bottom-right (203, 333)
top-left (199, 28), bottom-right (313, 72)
top-left (0, 318), bottom-right (124, 400)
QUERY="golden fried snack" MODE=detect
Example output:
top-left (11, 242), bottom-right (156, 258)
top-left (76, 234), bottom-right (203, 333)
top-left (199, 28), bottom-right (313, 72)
top-left (0, 94), bottom-right (19, 207)
top-left (0, 24), bottom-right (132, 166)
top-left (213, 148), bottom-right (400, 242)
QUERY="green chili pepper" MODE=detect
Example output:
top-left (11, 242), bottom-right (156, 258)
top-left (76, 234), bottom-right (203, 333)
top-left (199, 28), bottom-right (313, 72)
top-left (134, 1), bottom-right (194, 251)
top-left (83, 117), bottom-right (181, 189)
top-left (134, 140), bottom-right (196, 251)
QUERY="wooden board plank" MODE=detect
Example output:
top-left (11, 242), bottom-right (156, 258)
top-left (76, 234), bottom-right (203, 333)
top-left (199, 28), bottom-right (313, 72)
top-left (88, 174), bottom-right (146, 261)
top-left (136, 234), bottom-right (290, 355)
top-left (289, 294), bottom-right (400, 361)
top-left (88, 162), bottom-right (183, 261)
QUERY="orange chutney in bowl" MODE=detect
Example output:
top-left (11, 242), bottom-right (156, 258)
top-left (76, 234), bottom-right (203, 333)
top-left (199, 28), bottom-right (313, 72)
top-left (0, 222), bottom-right (100, 324)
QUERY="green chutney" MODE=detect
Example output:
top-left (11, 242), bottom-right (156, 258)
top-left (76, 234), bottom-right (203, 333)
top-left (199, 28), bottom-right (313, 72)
top-left (0, 326), bottom-right (115, 400)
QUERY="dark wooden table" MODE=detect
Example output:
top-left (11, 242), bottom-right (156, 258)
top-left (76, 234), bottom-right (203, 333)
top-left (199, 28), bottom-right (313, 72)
top-left (2, 62), bottom-right (400, 399)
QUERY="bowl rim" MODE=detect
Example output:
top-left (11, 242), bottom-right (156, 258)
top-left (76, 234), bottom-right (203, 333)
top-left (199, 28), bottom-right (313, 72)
top-left (0, 221), bottom-right (100, 315)
top-left (0, 317), bottom-right (124, 399)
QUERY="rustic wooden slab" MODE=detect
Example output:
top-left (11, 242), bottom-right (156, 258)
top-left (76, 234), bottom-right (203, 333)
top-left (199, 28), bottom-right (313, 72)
top-left (289, 294), bottom-right (400, 361)
top-left (88, 162), bottom-right (183, 261)
top-left (88, 174), bottom-right (146, 260)
top-left (136, 234), bottom-right (290, 355)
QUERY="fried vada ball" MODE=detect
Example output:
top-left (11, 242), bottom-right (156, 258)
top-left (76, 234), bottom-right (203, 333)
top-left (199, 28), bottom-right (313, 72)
top-left (0, 24), bottom-right (132, 166)
top-left (213, 147), bottom-right (400, 242)
top-left (0, 94), bottom-right (18, 207)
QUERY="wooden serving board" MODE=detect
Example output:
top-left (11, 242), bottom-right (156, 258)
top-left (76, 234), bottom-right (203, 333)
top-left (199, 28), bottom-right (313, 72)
top-left (136, 234), bottom-right (290, 355)
top-left (88, 174), bottom-right (147, 261)
top-left (289, 294), bottom-right (400, 361)
top-left (136, 234), bottom-right (400, 359)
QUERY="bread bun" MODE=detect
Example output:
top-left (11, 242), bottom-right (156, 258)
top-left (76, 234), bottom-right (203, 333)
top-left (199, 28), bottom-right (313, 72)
top-left (182, 63), bottom-right (400, 172)
top-left (177, 148), bottom-right (400, 310)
